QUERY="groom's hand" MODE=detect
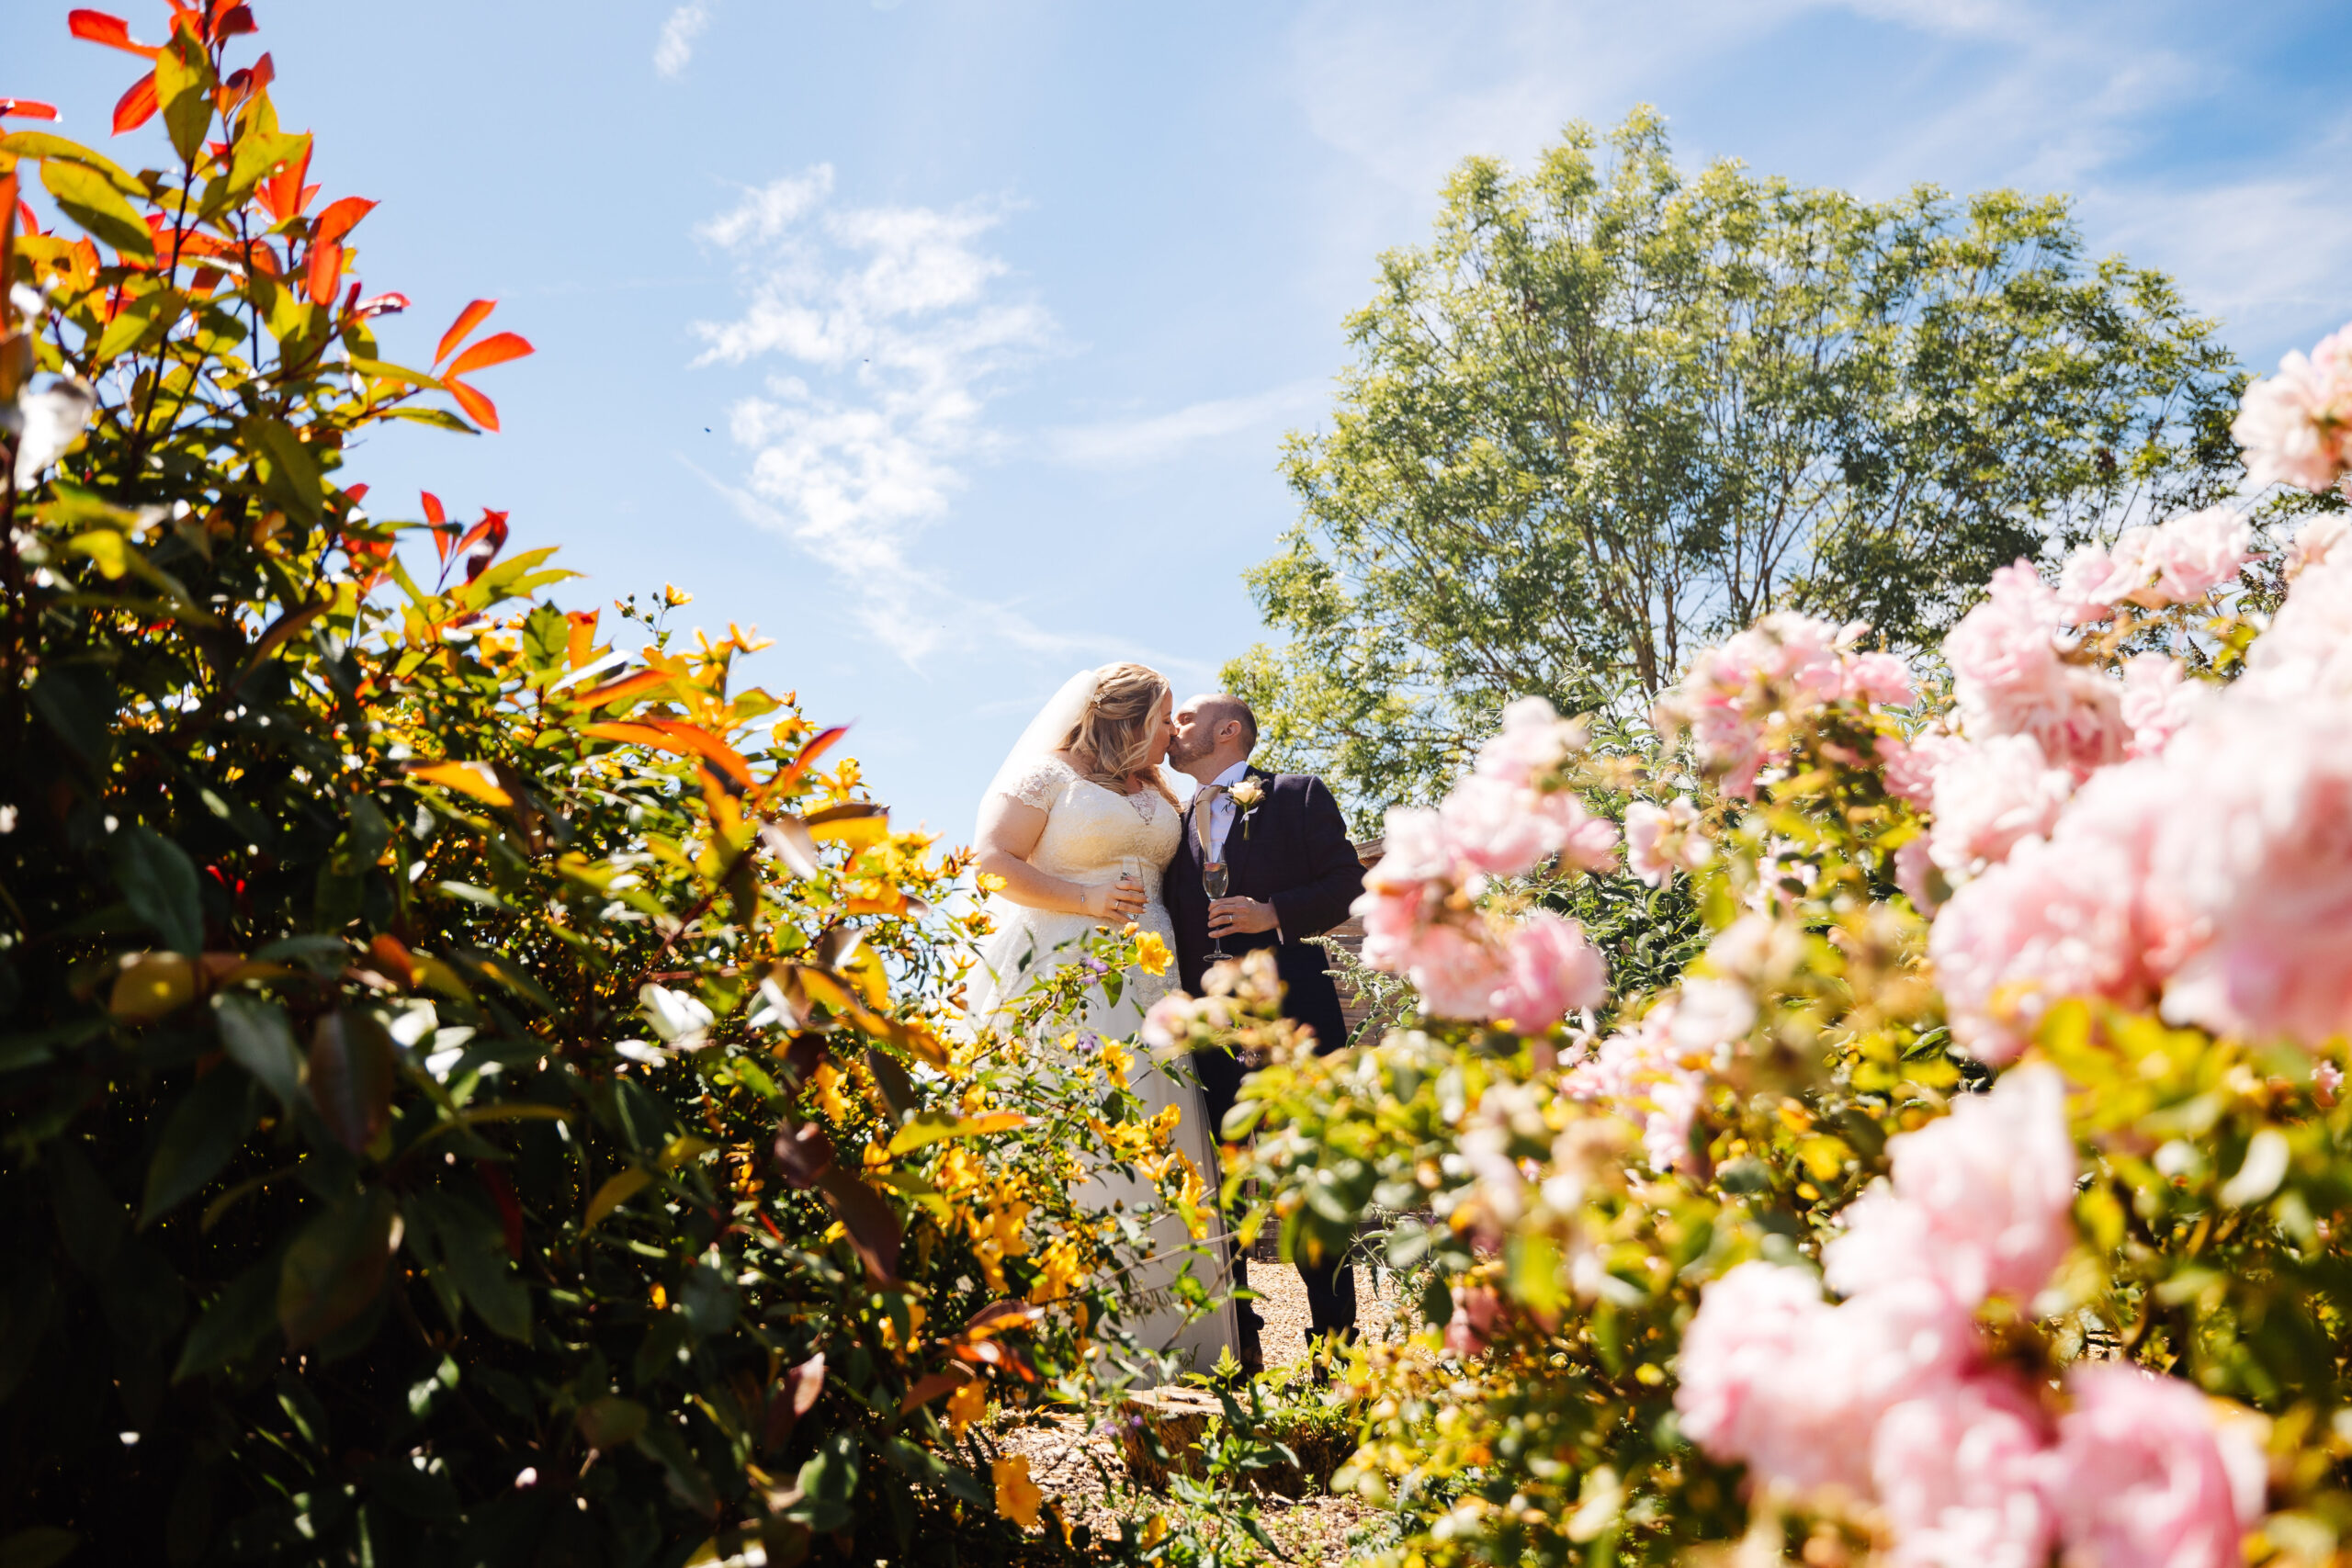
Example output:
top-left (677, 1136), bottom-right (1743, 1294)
top-left (1207, 897), bottom-right (1278, 937)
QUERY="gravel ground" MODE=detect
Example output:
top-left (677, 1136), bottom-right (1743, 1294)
top-left (995, 1263), bottom-right (1405, 1562)
top-left (1244, 1258), bottom-right (1399, 1367)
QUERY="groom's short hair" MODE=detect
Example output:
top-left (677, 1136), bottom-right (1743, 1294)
top-left (1203, 694), bottom-right (1258, 754)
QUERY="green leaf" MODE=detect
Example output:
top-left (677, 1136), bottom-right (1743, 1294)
top-left (384, 407), bottom-right (479, 434)
top-left (277, 1186), bottom-right (397, 1348)
top-left (411, 1190), bottom-right (530, 1342)
top-left (239, 415), bottom-right (323, 524)
top-left (222, 127), bottom-right (308, 208)
top-left (110, 827), bottom-right (203, 956)
top-left (308, 1010), bottom-right (394, 1156)
top-left (213, 993), bottom-right (309, 1115)
top-left (155, 39), bottom-right (217, 167)
top-left (28, 662), bottom-right (115, 770)
top-left (576, 1394), bottom-right (647, 1450)
top-left (0, 131), bottom-right (140, 191)
top-left (93, 288), bottom-right (186, 363)
top-left (0, 1526), bottom-right (82, 1568)
top-left (345, 357), bottom-right (441, 389)
top-left (40, 159), bottom-right (153, 261)
top-left (140, 1067), bottom-right (262, 1226)
top-left (172, 1255), bottom-right (281, 1381)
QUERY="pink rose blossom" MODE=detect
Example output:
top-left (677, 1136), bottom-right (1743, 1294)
top-left (1566, 1001), bottom-right (1709, 1172)
top-left (1440, 773), bottom-right (1563, 878)
top-left (1926, 734), bottom-right (2075, 882)
top-left (1878, 731), bottom-right (1959, 809)
top-left (1928, 763), bottom-right (2175, 1062)
top-left (2044, 1364), bottom-right (2265, 1568)
top-left (1625, 797), bottom-right (1705, 886)
top-left (1675, 1263), bottom-right (1978, 1501)
top-left (1894, 835), bottom-right (1942, 914)
top-left (2239, 550), bottom-right (2352, 705)
top-left (1540, 791), bottom-right (1623, 873)
top-left (2233, 321), bottom-right (2352, 493)
top-left (1443, 1281), bottom-right (1503, 1359)
top-left (1473, 695), bottom-right (1587, 787)
top-left (1356, 884), bottom-right (1508, 1020)
top-left (2054, 509), bottom-right (2252, 624)
top-left (1843, 649), bottom-right (1917, 707)
top-left (2143, 507), bottom-right (2254, 605)
top-left (1872, 1372), bottom-right (2056, 1568)
top-left (2120, 653), bottom-right (2199, 760)
top-left (1489, 909), bottom-right (1606, 1031)
top-left (1823, 1064), bottom-right (2076, 1308)
top-left (2285, 513), bottom-right (2348, 581)
top-left (1663, 613), bottom-right (1905, 798)
top-left (2146, 704), bottom-right (2352, 1047)
top-left (2313, 1060), bottom-right (2343, 1108)
top-left (1944, 563), bottom-right (2130, 778)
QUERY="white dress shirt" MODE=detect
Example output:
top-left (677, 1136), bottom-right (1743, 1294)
top-left (1194, 759), bottom-right (1250, 863)
top-left (1193, 761), bottom-right (1283, 942)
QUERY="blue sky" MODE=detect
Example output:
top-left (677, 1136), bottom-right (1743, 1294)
top-left (16, 0), bottom-right (2351, 842)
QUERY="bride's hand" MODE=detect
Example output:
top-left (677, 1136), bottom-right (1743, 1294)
top-left (1086, 875), bottom-right (1146, 921)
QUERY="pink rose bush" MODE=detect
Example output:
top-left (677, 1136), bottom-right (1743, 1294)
top-left (1657, 613), bottom-right (1915, 798)
top-left (1194, 321), bottom-right (2352, 1568)
top-left (1681, 1067), bottom-right (2261, 1568)
top-left (1353, 697), bottom-right (1616, 1030)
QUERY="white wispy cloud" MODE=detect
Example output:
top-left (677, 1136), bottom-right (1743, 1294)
top-left (1044, 380), bottom-right (1327, 469)
top-left (1284, 0), bottom-right (2348, 361)
top-left (689, 170), bottom-right (1067, 663)
top-left (654, 3), bottom-right (713, 78)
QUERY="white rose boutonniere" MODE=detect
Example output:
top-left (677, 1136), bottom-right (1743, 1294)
top-left (1227, 777), bottom-right (1266, 838)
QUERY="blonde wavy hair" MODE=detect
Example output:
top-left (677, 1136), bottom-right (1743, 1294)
top-left (1060, 663), bottom-right (1177, 806)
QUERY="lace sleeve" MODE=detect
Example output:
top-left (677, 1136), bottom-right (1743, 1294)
top-left (1000, 757), bottom-right (1069, 810)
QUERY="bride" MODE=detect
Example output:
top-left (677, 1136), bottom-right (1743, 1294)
top-left (970, 662), bottom-right (1239, 1382)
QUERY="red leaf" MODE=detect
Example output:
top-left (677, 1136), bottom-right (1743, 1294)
top-left (353, 291), bottom-right (408, 319)
top-left (260, 139), bottom-right (311, 221)
top-left (477, 1165), bottom-right (524, 1258)
top-left (565, 609), bottom-right (599, 670)
top-left (312, 194), bottom-right (374, 246)
top-left (305, 239), bottom-right (342, 306)
top-left (772, 1121), bottom-right (836, 1189)
top-left (421, 491), bottom-right (447, 525)
top-left (16, 199), bottom-right (40, 236)
top-left (344, 482), bottom-right (370, 502)
top-left (444, 377), bottom-right (499, 432)
top-left (69, 9), bottom-right (161, 58)
top-left (111, 71), bottom-right (159, 135)
top-left (445, 330), bottom-right (533, 378)
top-left (454, 507), bottom-right (508, 561)
top-left (0, 99), bottom-right (62, 120)
top-left (435, 299), bottom-right (496, 365)
top-left (758, 725), bottom-right (852, 807)
top-left (213, 4), bottom-right (255, 39)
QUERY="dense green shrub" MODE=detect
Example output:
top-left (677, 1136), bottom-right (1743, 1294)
top-left (0, 10), bottom-right (1207, 1564)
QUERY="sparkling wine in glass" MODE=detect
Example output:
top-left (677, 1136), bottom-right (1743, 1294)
top-left (1203, 860), bottom-right (1230, 958)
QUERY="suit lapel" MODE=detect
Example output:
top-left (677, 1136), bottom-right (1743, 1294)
top-left (1225, 766), bottom-right (1275, 886)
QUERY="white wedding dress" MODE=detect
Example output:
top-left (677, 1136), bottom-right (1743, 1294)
top-left (973, 749), bottom-right (1239, 1384)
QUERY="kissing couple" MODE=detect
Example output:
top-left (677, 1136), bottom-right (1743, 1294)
top-left (970, 663), bottom-right (1365, 1380)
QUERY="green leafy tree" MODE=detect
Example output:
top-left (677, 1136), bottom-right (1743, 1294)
top-left (1233, 108), bottom-right (2241, 823)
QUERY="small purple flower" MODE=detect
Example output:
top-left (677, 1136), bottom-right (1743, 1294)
top-left (1079, 957), bottom-right (1109, 978)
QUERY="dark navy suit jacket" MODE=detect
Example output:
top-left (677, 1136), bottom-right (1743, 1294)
top-left (1165, 767), bottom-right (1364, 1130)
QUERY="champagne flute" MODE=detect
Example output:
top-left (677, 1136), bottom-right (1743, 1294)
top-left (1203, 859), bottom-right (1230, 958)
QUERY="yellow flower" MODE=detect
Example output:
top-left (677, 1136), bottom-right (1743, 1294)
top-left (810, 1061), bottom-right (852, 1124)
top-left (1096, 1039), bottom-right (1132, 1088)
top-left (1133, 930), bottom-right (1171, 977)
top-left (993, 1454), bottom-right (1044, 1529)
top-left (946, 1377), bottom-right (987, 1438)
top-left (1026, 1237), bottom-right (1088, 1305)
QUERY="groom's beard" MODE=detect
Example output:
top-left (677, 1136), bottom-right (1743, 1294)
top-left (1166, 732), bottom-right (1212, 767)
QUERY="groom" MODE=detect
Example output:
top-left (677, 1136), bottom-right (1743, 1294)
top-left (1163, 693), bottom-right (1365, 1360)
